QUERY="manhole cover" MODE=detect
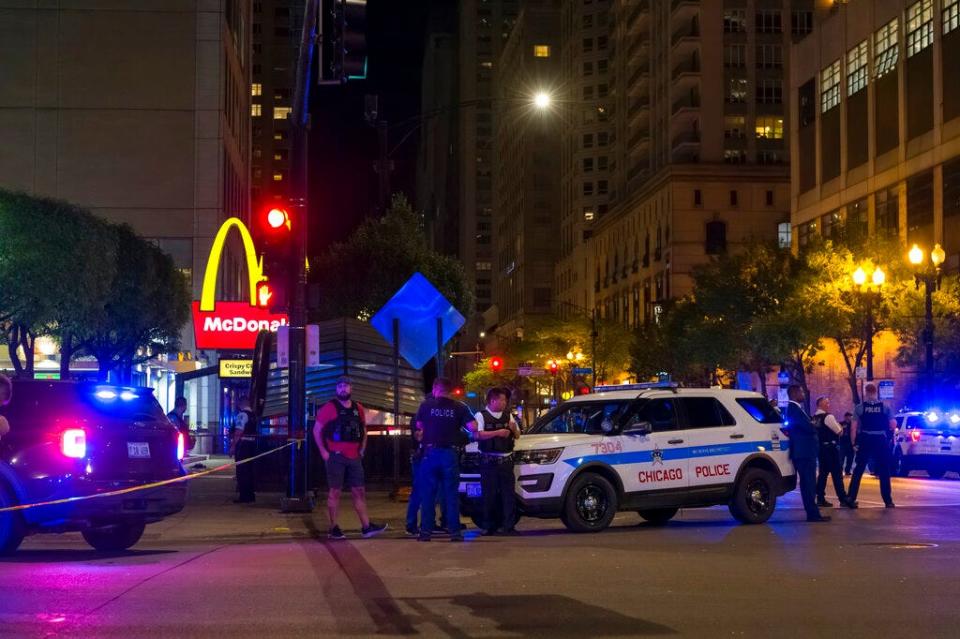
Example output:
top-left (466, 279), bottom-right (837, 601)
top-left (859, 542), bottom-right (939, 549)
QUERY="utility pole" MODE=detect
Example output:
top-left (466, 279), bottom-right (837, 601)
top-left (365, 94), bottom-right (392, 214)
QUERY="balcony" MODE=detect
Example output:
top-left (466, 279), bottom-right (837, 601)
top-left (627, 60), bottom-right (650, 87)
top-left (628, 127), bottom-right (651, 149)
top-left (671, 57), bottom-right (701, 81)
top-left (671, 130), bottom-right (701, 149)
top-left (627, 33), bottom-right (651, 59)
top-left (671, 22), bottom-right (700, 48)
top-left (627, 0), bottom-right (651, 33)
top-left (628, 96), bottom-right (650, 118)
top-left (671, 0), bottom-right (699, 11)
top-left (671, 93), bottom-right (700, 114)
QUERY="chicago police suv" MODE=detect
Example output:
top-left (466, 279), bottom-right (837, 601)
top-left (893, 409), bottom-right (960, 479)
top-left (459, 383), bottom-right (795, 532)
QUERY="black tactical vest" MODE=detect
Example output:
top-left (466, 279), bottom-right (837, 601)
top-left (478, 409), bottom-right (514, 454)
top-left (325, 401), bottom-right (364, 443)
top-left (859, 401), bottom-right (888, 434)
top-left (239, 409), bottom-right (257, 437)
top-left (814, 413), bottom-right (839, 445)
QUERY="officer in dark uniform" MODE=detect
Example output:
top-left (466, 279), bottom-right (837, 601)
top-left (783, 384), bottom-right (830, 522)
top-left (847, 383), bottom-right (897, 508)
top-left (230, 396), bottom-right (257, 503)
top-left (414, 377), bottom-right (477, 542)
top-left (813, 396), bottom-right (851, 508)
top-left (472, 387), bottom-right (521, 535)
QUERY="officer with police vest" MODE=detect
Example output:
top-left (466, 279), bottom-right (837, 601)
top-left (229, 396), bottom-right (257, 504)
top-left (813, 396), bottom-right (852, 508)
top-left (313, 376), bottom-right (387, 540)
top-left (472, 387), bottom-right (521, 535)
top-left (847, 383), bottom-right (897, 508)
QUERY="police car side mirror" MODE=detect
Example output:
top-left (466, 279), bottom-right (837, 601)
top-left (624, 421), bottom-right (652, 436)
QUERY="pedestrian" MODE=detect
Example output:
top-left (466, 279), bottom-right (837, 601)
top-left (839, 411), bottom-right (855, 475)
top-left (405, 426), bottom-right (446, 536)
top-left (229, 396), bottom-right (257, 504)
top-left (312, 376), bottom-right (387, 540)
top-left (472, 386), bottom-right (520, 535)
top-left (167, 396), bottom-right (192, 453)
top-left (783, 384), bottom-right (830, 522)
top-left (414, 377), bottom-right (477, 542)
top-left (0, 374), bottom-right (12, 440)
top-left (813, 396), bottom-right (852, 508)
top-left (847, 383), bottom-right (897, 509)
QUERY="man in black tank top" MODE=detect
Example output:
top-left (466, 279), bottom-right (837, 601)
top-left (470, 387), bottom-right (521, 535)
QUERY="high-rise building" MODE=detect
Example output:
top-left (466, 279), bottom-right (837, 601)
top-left (491, 0), bottom-right (562, 338)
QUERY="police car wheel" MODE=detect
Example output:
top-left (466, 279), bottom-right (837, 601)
top-left (563, 473), bottom-right (617, 533)
top-left (82, 520), bottom-right (146, 552)
top-left (0, 482), bottom-right (25, 555)
top-left (927, 467), bottom-right (946, 480)
top-left (637, 508), bottom-right (678, 526)
top-left (728, 468), bottom-right (777, 525)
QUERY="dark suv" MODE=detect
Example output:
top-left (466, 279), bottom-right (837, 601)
top-left (0, 380), bottom-right (188, 554)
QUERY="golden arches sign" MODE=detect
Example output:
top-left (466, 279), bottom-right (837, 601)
top-left (199, 217), bottom-right (264, 312)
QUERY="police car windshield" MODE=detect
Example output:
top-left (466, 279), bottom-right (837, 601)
top-left (530, 401), bottom-right (629, 435)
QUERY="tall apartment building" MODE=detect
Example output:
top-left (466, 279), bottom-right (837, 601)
top-left (250, 1), bottom-right (303, 217)
top-left (569, 1), bottom-right (811, 330)
top-left (491, 0), bottom-right (562, 338)
top-left (790, 0), bottom-right (960, 272)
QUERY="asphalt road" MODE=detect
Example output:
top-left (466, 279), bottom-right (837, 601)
top-left (3, 469), bottom-right (960, 638)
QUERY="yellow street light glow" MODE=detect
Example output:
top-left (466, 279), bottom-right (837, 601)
top-left (852, 267), bottom-right (867, 286)
top-left (909, 244), bottom-right (924, 266)
top-left (932, 243), bottom-right (946, 267)
top-left (200, 217), bottom-right (264, 311)
top-left (533, 91), bottom-right (552, 109)
top-left (872, 267), bottom-right (886, 287)
top-left (566, 351), bottom-right (575, 360)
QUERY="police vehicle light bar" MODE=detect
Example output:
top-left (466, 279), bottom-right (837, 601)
top-left (593, 382), bottom-right (679, 393)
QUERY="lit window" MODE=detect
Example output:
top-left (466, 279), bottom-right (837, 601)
top-left (534, 45), bottom-right (551, 57)
top-left (755, 116), bottom-right (784, 139)
top-left (274, 132), bottom-right (284, 141)
top-left (274, 106), bottom-right (292, 120)
top-left (907, 0), bottom-right (933, 56)
top-left (726, 77), bottom-right (748, 103)
top-left (724, 116), bottom-right (746, 139)
top-left (273, 172), bottom-right (283, 181)
top-left (846, 41), bottom-right (868, 96)
top-left (820, 59), bottom-right (841, 113)
top-left (480, 61), bottom-right (493, 69)
top-left (723, 9), bottom-right (746, 33)
top-left (251, 103), bottom-right (262, 117)
top-left (874, 19), bottom-right (899, 78)
top-left (945, 0), bottom-right (960, 35)
top-left (584, 209), bottom-right (595, 221)
top-left (251, 83), bottom-right (262, 97)
top-left (778, 222), bottom-right (792, 249)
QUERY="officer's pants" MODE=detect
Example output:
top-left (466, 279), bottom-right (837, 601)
top-left (839, 439), bottom-right (856, 474)
top-left (793, 456), bottom-right (821, 519)
top-left (848, 434), bottom-right (893, 505)
top-left (480, 458), bottom-right (517, 531)
top-left (418, 448), bottom-right (460, 536)
top-left (406, 457), bottom-right (444, 531)
top-left (235, 440), bottom-right (256, 502)
top-left (816, 443), bottom-right (848, 502)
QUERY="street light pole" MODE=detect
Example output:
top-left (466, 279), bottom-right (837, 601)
top-left (852, 266), bottom-right (885, 383)
top-left (909, 243), bottom-right (946, 395)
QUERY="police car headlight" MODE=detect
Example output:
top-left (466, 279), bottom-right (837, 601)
top-left (516, 448), bottom-right (563, 465)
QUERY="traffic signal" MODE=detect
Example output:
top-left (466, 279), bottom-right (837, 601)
top-left (256, 280), bottom-right (274, 308)
top-left (547, 360), bottom-right (559, 376)
top-left (258, 204), bottom-right (293, 311)
top-left (490, 356), bottom-right (504, 373)
top-left (266, 207), bottom-right (290, 231)
top-left (320, 0), bottom-right (368, 84)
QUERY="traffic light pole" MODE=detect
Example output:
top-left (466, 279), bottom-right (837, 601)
top-left (280, 0), bottom-right (320, 513)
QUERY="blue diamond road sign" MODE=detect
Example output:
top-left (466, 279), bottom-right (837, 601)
top-left (370, 272), bottom-right (466, 370)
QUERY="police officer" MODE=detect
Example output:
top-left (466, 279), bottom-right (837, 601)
top-left (847, 383), bottom-right (897, 508)
top-left (813, 396), bottom-right (852, 508)
top-left (839, 411), bottom-right (855, 475)
top-left (229, 396), bottom-right (257, 504)
top-left (313, 376), bottom-right (387, 540)
top-left (472, 387), bottom-right (521, 536)
top-left (0, 374), bottom-right (12, 440)
top-left (414, 377), bottom-right (477, 542)
top-left (783, 384), bottom-right (830, 522)
top-left (167, 397), bottom-right (191, 453)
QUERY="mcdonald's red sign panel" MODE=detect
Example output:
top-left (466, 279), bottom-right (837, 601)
top-left (191, 302), bottom-right (289, 350)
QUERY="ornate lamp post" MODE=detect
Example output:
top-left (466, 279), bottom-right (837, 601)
top-left (852, 265), bottom-right (886, 381)
top-left (908, 243), bottom-right (946, 393)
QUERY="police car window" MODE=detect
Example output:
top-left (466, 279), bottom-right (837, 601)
top-left (735, 397), bottom-right (782, 424)
top-left (532, 402), bottom-right (628, 435)
top-left (629, 398), bottom-right (678, 432)
top-left (679, 397), bottom-right (736, 428)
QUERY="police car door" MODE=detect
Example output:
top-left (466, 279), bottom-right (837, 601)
top-left (620, 395), bottom-right (688, 493)
top-left (677, 396), bottom-right (741, 489)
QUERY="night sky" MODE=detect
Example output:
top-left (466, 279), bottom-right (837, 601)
top-left (309, 0), bottom-right (454, 252)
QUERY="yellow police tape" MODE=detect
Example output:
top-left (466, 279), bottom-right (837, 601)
top-left (0, 441), bottom-right (299, 514)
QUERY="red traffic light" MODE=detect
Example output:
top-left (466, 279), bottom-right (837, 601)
top-left (490, 356), bottom-right (504, 372)
top-left (265, 207), bottom-right (290, 230)
top-left (256, 281), bottom-right (274, 308)
top-left (548, 360), bottom-right (559, 376)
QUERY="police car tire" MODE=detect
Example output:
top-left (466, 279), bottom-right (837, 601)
top-left (637, 508), bottom-right (678, 526)
top-left (82, 520), bottom-right (146, 552)
top-left (927, 467), bottom-right (946, 480)
top-left (728, 467), bottom-right (777, 525)
top-left (0, 482), bottom-right (25, 555)
top-left (562, 473), bottom-right (617, 533)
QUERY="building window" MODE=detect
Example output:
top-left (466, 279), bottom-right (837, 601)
top-left (758, 150), bottom-right (785, 165)
top-left (597, 156), bottom-right (608, 170)
top-left (534, 44), bottom-right (551, 57)
top-left (583, 85), bottom-right (594, 99)
top-left (726, 78), bottom-right (748, 103)
top-left (597, 132), bottom-right (608, 146)
top-left (756, 44), bottom-right (783, 69)
top-left (583, 38), bottom-right (593, 52)
top-left (792, 10), bottom-right (813, 36)
top-left (584, 182), bottom-right (594, 196)
top-left (274, 106), bottom-right (292, 120)
top-left (729, 190), bottom-right (739, 206)
top-left (778, 222), bottom-right (792, 248)
top-left (251, 103), bottom-right (262, 117)
top-left (584, 208), bottom-right (595, 221)
top-left (724, 149), bottom-right (748, 164)
top-left (945, 0), bottom-right (960, 34)
top-left (598, 180), bottom-right (608, 195)
top-left (757, 79), bottom-right (783, 104)
top-left (598, 36), bottom-right (608, 50)
top-left (724, 115), bottom-right (746, 139)
top-left (597, 83), bottom-right (608, 97)
top-left (583, 133), bottom-right (594, 148)
top-left (847, 198), bottom-right (869, 244)
top-left (705, 221), bottom-right (727, 255)
top-left (820, 59), bottom-right (841, 112)
top-left (583, 14), bottom-right (593, 28)
top-left (847, 40), bottom-right (869, 96)
top-left (583, 61), bottom-right (593, 76)
top-left (476, 261), bottom-right (492, 271)
top-left (765, 190), bottom-right (774, 207)
top-left (820, 210), bottom-right (842, 240)
top-left (583, 157), bottom-right (594, 172)
top-left (875, 19), bottom-right (900, 78)
top-left (876, 186), bottom-right (900, 236)
top-left (694, 189), bottom-right (702, 207)
top-left (797, 220), bottom-right (817, 249)
top-left (251, 83), bottom-right (262, 97)
top-left (273, 172), bottom-right (284, 182)
top-left (723, 9), bottom-right (746, 33)
top-left (906, 0), bottom-right (933, 57)
top-left (755, 116), bottom-right (784, 139)
top-left (598, 60), bottom-right (608, 74)
top-left (756, 10), bottom-right (783, 34)
top-left (724, 44), bottom-right (746, 68)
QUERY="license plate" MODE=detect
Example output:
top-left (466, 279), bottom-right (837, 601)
top-left (127, 442), bottom-right (150, 459)
top-left (466, 483), bottom-right (482, 498)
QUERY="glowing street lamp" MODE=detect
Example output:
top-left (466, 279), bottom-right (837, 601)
top-left (851, 264), bottom-right (885, 381)
top-left (908, 243), bottom-right (947, 393)
top-left (533, 91), bottom-right (552, 110)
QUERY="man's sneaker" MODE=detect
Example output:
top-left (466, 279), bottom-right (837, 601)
top-left (328, 525), bottom-right (346, 540)
top-left (846, 500), bottom-right (859, 509)
top-left (362, 522), bottom-right (388, 538)
top-left (806, 515), bottom-right (832, 523)
top-left (405, 525), bottom-right (419, 537)
top-left (816, 499), bottom-right (833, 507)
top-left (885, 502), bottom-right (896, 508)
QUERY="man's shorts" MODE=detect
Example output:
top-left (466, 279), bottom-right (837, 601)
top-left (326, 452), bottom-right (365, 489)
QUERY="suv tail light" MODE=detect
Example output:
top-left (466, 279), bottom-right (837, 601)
top-left (177, 432), bottom-right (185, 461)
top-left (911, 430), bottom-right (921, 443)
top-left (61, 429), bottom-right (87, 458)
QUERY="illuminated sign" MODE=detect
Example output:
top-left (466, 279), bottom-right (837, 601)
top-left (193, 217), bottom-right (288, 350)
top-left (219, 359), bottom-right (253, 378)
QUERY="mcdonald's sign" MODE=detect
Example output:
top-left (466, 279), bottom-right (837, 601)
top-left (191, 218), bottom-right (288, 350)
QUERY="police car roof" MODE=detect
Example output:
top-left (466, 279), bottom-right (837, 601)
top-left (572, 385), bottom-right (764, 402)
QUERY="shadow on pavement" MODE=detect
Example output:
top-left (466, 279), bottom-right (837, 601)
top-left (1, 548), bottom-right (176, 564)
